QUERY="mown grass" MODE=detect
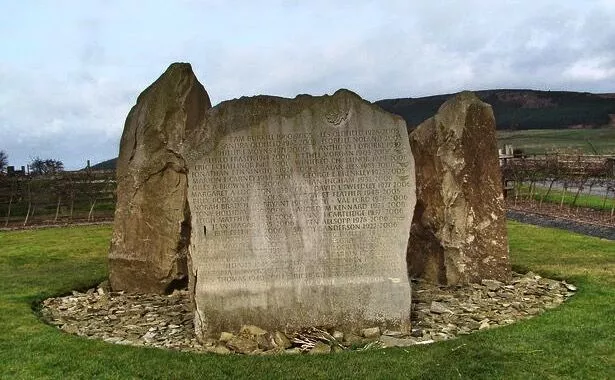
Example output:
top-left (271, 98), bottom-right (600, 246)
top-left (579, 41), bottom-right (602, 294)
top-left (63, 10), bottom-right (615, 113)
top-left (497, 128), bottom-right (615, 155)
top-left (1, 223), bottom-right (614, 379)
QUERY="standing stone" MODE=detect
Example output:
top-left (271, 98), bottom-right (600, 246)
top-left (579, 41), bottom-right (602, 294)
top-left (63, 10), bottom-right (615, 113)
top-left (109, 63), bottom-right (212, 293)
top-left (407, 92), bottom-right (511, 285)
top-left (184, 90), bottom-right (415, 338)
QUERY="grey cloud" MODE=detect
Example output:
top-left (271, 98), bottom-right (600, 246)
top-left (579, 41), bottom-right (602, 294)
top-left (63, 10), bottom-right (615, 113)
top-left (196, 0), bottom-right (615, 101)
top-left (0, 67), bottom-right (134, 169)
top-left (3, 0), bottom-right (615, 169)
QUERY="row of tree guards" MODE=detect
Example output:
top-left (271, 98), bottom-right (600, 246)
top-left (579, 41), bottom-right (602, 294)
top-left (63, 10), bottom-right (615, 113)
top-left (501, 153), bottom-right (615, 225)
top-left (0, 169), bottom-right (116, 227)
top-left (1, 152), bottom-right (614, 228)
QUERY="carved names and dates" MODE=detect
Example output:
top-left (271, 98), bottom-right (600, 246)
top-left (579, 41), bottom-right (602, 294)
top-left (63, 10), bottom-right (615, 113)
top-left (191, 129), bottom-right (407, 223)
top-left (189, 125), bottom-right (412, 284)
top-left (187, 92), bottom-right (415, 335)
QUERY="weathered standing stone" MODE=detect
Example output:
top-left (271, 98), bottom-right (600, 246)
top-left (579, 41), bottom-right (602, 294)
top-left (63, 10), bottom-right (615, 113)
top-left (108, 63), bottom-right (212, 293)
top-left (407, 91), bottom-right (511, 285)
top-left (184, 90), bottom-right (415, 338)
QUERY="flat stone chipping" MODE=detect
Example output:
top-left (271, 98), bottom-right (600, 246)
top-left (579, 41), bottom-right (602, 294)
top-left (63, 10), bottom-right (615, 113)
top-left (39, 272), bottom-right (576, 355)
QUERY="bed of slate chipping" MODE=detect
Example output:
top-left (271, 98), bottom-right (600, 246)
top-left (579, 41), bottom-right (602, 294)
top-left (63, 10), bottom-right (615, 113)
top-left (39, 271), bottom-right (577, 355)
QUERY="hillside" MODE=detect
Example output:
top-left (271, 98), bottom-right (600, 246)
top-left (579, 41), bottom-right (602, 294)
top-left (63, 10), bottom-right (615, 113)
top-left (91, 89), bottom-right (615, 169)
top-left (89, 158), bottom-right (117, 170)
top-left (376, 89), bottom-right (615, 130)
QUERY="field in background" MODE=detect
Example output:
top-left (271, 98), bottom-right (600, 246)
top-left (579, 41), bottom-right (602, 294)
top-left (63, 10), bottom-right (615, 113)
top-left (0, 223), bottom-right (614, 379)
top-left (497, 128), bottom-right (615, 155)
top-left (501, 150), bottom-right (615, 226)
top-left (517, 184), bottom-right (615, 213)
top-left (0, 170), bottom-right (115, 227)
top-left (1, 128), bottom-right (614, 229)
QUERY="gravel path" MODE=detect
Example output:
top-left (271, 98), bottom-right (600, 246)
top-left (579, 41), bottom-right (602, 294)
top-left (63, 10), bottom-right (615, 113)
top-left (507, 210), bottom-right (615, 240)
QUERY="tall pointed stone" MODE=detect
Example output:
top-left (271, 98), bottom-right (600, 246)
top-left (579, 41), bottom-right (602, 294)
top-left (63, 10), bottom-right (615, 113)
top-left (109, 63), bottom-right (212, 293)
top-left (408, 92), bottom-right (511, 285)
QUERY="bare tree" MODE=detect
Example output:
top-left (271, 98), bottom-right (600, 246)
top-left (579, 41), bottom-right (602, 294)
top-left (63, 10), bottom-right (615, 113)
top-left (0, 150), bottom-right (7, 173)
top-left (30, 157), bottom-right (64, 175)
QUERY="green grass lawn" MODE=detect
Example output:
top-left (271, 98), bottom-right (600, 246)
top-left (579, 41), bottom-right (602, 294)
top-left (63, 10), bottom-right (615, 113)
top-left (497, 128), bottom-right (615, 155)
top-left (1, 223), bottom-right (614, 379)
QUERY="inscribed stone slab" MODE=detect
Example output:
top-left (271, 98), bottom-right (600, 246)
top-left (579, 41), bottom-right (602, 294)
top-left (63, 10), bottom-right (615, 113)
top-left (184, 90), bottom-right (415, 337)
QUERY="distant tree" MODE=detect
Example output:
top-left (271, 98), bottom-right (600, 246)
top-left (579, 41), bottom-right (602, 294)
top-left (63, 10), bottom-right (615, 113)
top-left (0, 150), bottom-right (7, 173)
top-left (30, 157), bottom-right (64, 175)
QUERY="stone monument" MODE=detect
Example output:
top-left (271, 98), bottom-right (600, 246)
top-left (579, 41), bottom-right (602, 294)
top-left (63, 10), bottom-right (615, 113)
top-left (407, 92), bottom-right (511, 285)
top-left (183, 90), bottom-right (416, 337)
top-left (108, 62), bottom-right (512, 345)
top-left (108, 63), bottom-right (212, 293)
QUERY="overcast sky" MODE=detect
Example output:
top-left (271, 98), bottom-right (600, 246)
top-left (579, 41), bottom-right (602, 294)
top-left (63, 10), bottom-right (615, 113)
top-left (2, 0), bottom-right (615, 169)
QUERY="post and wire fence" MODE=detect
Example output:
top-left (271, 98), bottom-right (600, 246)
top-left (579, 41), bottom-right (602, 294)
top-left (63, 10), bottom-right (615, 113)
top-left (0, 167), bottom-right (116, 228)
top-left (2, 153), bottom-right (614, 228)
top-left (500, 150), bottom-right (615, 227)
